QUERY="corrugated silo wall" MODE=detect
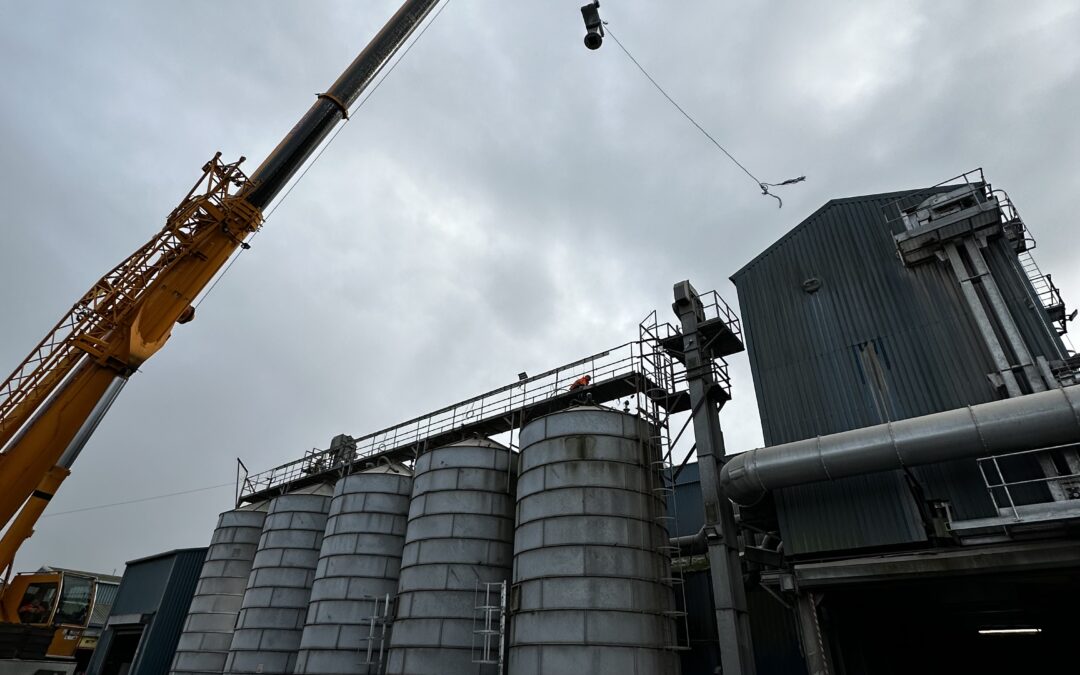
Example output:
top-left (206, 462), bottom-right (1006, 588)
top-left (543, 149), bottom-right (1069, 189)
top-left (384, 439), bottom-right (516, 675)
top-left (729, 188), bottom-right (1071, 556)
top-left (294, 470), bottom-right (412, 675)
top-left (171, 508), bottom-right (268, 675)
top-left (223, 488), bottom-right (333, 675)
top-left (508, 406), bottom-right (682, 675)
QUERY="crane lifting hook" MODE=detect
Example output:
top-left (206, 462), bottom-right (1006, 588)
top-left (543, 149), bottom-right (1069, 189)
top-left (581, 2), bottom-right (604, 50)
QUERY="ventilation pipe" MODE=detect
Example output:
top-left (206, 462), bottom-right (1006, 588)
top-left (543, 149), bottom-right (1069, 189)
top-left (720, 386), bottom-right (1080, 506)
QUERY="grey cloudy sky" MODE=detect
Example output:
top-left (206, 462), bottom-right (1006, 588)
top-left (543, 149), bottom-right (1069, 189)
top-left (2, 1), bottom-right (1078, 574)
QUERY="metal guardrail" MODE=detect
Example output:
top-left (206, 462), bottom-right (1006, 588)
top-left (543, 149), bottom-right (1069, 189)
top-left (240, 338), bottom-right (685, 500)
top-left (882, 168), bottom-right (991, 230)
top-left (697, 289), bottom-right (743, 342)
top-left (239, 300), bottom-right (742, 503)
top-left (977, 443), bottom-right (1080, 520)
top-left (881, 169), bottom-right (1074, 350)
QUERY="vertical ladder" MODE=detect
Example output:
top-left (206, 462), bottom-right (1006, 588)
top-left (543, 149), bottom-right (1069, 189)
top-left (1017, 249), bottom-right (1060, 316)
top-left (472, 581), bottom-right (506, 669)
top-left (1002, 195), bottom-right (1071, 338)
top-left (360, 593), bottom-right (393, 670)
top-left (649, 411), bottom-right (691, 652)
top-left (636, 319), bottom-right (691, 653)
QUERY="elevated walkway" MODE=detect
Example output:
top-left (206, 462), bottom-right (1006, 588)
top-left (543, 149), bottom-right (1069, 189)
top-left (237, 319), bottom-right (724, 504)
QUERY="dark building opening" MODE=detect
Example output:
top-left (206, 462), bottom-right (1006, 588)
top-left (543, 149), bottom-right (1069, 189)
top-left (822, 570), bottom-right (1076, 674)
top-left (99, 629), bottom-right (144, 675)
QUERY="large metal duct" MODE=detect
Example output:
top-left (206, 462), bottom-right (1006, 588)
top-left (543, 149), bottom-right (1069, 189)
top-left (294, 467), bottom-right (412, 675)
top-left (170, 506), bottom-right (268, 675)
top-left (224, 487), bottom-right (334, 675)
top-left (384, 439), bottom-right (516, 675)
top-left (721, 385), bottom-right (1080, 506)
top-left (508, 406), bottom-right (682, 675)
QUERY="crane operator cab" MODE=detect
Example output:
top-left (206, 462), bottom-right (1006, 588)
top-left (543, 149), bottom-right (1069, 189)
top-left (1, 569), bottom-right (118, 671)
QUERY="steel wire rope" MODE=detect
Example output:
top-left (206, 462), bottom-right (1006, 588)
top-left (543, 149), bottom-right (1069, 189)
top-left (195, 0), bottom-right (453, 308)
top-left (41, 481), bottom-right (234, 518)
top-left (603, 23), bottom-right (804, 207)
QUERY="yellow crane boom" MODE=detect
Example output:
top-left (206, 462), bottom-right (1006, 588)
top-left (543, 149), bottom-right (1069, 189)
top-left (0, 157), bottom-right (262, 577)
top-left (0, 0), bottom-right (441, 579)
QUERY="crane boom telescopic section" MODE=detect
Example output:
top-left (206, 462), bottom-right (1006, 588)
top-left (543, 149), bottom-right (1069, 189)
top-left (0, 0), bottom-right (441, 577)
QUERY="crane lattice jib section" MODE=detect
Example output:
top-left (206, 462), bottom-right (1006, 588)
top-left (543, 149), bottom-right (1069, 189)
top-left (0, 155), bottom-right (260, 443)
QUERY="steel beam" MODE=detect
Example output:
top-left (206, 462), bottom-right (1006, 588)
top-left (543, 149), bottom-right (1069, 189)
top-left (962, 238), bottom-right (1049, 392)
top-left (944, 243), bottom-right (1023, 397)
top-left (795, 592), bottom-right (830, 675)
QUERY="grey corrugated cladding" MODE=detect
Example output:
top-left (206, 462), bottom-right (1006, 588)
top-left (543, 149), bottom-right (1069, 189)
top-left (88, 548), bottom-right (208, 675)
top-left (730, 189), bottom-right (1069, 556)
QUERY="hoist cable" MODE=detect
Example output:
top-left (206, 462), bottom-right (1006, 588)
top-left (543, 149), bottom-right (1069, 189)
top-left (195, 0), bottom-right (454, 308)
top-left (604, 25), bottom-right (805, 207)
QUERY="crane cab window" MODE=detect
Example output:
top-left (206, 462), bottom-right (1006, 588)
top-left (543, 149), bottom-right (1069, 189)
top-left (53, 576), bottom-right (93, 626)
top-left (17, 582), bottom-right (58, 624)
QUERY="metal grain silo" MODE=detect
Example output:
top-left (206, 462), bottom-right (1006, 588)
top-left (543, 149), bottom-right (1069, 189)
top-left (170, 505), bottom-right (268, 675)
top-left (384, 439), bottom-right (517, 675)
top-left (507, 406), bottom-right (682, 675)
top-left (223, 485), bottom-right (333, 675)
top-left (293, 466), bottom-right (412, 675)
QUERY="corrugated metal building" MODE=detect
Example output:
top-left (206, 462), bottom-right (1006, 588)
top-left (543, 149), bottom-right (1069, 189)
top-left (730, 187), bottom-right (1069, 557)
top-left (86, 549), bottom-right (207, 675)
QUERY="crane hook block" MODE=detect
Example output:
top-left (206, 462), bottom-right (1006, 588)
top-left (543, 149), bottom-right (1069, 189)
top-left (581, 2), bottom-right (604, 50)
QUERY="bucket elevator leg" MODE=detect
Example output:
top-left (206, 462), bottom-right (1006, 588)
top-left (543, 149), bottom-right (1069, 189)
top-left (672, 281), bottom-right (756, 675)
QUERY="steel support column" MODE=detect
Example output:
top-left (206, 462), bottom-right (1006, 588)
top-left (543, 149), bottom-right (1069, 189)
top-left (944, 243), bottom-right (1023, 397)
top-left (962, 237), bottom-right (1049, 392)
top-left (795, 592), bottom-right (830, 675)
top-left (672, 281), bottom-right (756, 675)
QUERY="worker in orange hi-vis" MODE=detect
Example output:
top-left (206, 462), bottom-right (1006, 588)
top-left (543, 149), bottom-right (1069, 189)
top-left (568, 375), bottom-right (592, 391)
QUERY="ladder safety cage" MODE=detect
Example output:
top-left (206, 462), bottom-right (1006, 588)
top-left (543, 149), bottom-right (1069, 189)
top-left (472, 581), bottom-right (507, 667)
top-left (639, 311), bottom-right (693, 652)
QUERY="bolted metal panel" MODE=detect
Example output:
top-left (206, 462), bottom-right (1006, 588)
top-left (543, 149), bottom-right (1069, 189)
top-left (507, 406), bottom-right (682, 675)
top-left (170, 507), bottom-right (268, 675)
top-left (384, 439), bottom-right (516, 675)
top-left (223, 489), bottom-right (333, 675)
top-left (294, 469), bottom-right (412, 675)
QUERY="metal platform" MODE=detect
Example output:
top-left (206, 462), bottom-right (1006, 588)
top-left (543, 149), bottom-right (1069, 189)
top-left (658, 289), bottom-right (745, 361)
top-left (236, 318), bottom-right (727, 504)
top-left (946, 443), bottom-right (1080, 540)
